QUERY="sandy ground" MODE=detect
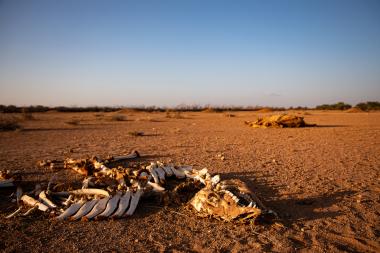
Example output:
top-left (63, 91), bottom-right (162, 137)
top-left (0, 110), bottom-right (379, 252)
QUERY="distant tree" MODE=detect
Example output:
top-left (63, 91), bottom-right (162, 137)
top-left (315, 102), bottom-right (352, 110)
top-left (356, 101), bottom-right (380, 111)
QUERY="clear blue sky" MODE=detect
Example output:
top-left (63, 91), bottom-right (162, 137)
top-left (0, 0), bottom-right (379, 107)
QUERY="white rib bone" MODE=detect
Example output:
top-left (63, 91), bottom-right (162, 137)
top-left (147, 181), bottom-right (165, 192)
top-left (70, 199), bottom-right (99, 220)
top-left (6, 206), bottom-right (22, 219)
top-left (147, 165), bottom-right (160, 184)
top-left (154, 167), bottom-right (166, 184)
top-left (170, 166), bottom-right (186, 179)
top-left (69, 188), bottom-right (109, 197)
top-left (162, 166), bottom-right (173, 177)
top-left (21, 195), bottom-right (49, 212)
top-left (56, 200), bottom-right (85, 220)
top-left (39, 191), bottom-right (57, 209)
top-left (112, 191), bottom-right (131, 218)
top-left (85, 197), bottom-right (109, 219)
top-left (125, 188), bottom-right (142, 216)
top-left (98, 192), bottom-right (121, 217)
top-left (0, 178), bottom-right (14, 188)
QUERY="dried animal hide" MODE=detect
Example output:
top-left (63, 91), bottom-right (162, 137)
top-left (245, 114), bottom-right (316, 128)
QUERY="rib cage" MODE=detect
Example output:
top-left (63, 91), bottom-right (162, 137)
top-left (7, 152), bottom-right (272, 223)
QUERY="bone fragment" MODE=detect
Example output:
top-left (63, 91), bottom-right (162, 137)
top-left (125, 188), bottom-right (142, 216)
top-left (113, 150), bottom-right (140, 161)
top-left (39, 191), bottom-right (57, 208)
top-left (70, 199), bottom-right (99, 220)
top-left (5, 206), bottom-right (22, 219)
top-left (112, 191), bottom-right (132, 218)
top-left (69, 188), bottom-right (109, 197)
top-left (63, 195), bottom-right (74, 206)
top-left (85, 197), bottom-right (109, 219)
top-left (147, 181), bottom-right (165, 192)
top-left (21, 195), bottom-right (49, 212)
top-left (22, 206), bottom-right (38, 216)
top-left (56, 200), bottom-right (85, 220)
top-left (98, 192), bottom-right (121, 217)
top-left (211, 175), bottom-right (221, 187)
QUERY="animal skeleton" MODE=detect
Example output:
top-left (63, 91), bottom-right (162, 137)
top-left (5, 152), bottom-right (274, 223)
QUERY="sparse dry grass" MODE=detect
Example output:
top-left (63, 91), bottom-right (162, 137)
top-left (21, 111), bottom-right (35, 121)
top-left (128, 131), bottom-right (144, 136)
top-left (0, 115), bottom-right (22, 131)
top-left (112, 114), bottom-right (127, 121)
top-left (65, 119), bottom-right (80, 126)
top-left (166, 110), bottom-right (183, 119)
top-left (224, 113), bottom-right (235, 117)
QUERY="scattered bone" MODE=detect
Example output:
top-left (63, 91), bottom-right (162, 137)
top-left (21, 195), bottom-right (49, 212)
top-left (147, 181), bottom-right (165, 192)
top-left (98, 192), bottom-right (121, 218)
top-left (70, 199), bottom-right (99, 220)
top-left (22, 206), bottom-right (38, 216)
top-left (39, 191), bottom-right (57, 209)
top-left (85, 197), bottom-right (109, 220)
top-left (113, 150), bottom-right (140, 161)
top-left (69, 188), bottom-right (109, 197)
top-left (56, 200), bottom-right (85, 220)
top-left (62, 195), bottom-right (74, 206)
top-left (112, 191), bottom-right (132, 218)
top-left (6, 206), bottom-right (22, 219)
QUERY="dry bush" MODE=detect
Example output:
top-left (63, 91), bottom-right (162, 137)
top-left (0, 115), bottom-right (22, 131)
top-left (224, 113), bottom-right (235, 117)
top-left (112, 114), bottom-right (127, 121)
top-left (65, 119), bottom-right (80, 125)
top-left (346, 107), bottom-right (364, 113)
top-left (128, 131), bottom-right (144, 136)
top-left (166, 110), bottom-right (183, 119)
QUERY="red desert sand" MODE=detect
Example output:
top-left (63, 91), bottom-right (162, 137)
top-left (0, 111), bottom-right (379, 252)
